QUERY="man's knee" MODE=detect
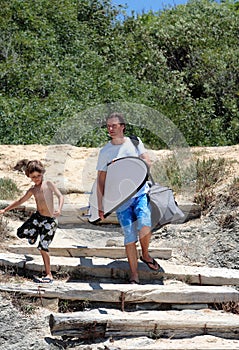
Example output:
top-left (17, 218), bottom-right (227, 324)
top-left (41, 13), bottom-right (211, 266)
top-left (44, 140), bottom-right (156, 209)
top-left (139, 226), bottom-right (152, 239)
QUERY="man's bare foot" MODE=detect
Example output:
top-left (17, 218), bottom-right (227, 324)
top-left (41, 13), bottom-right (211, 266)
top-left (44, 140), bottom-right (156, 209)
top-left (140, 256), bottom-right (160, 271)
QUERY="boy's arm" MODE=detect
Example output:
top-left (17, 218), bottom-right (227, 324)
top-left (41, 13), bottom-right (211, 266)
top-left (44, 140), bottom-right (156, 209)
top-left (0, 189), bottom-right (33, 214)
top-left (48, 181), bottom-right (64, 217)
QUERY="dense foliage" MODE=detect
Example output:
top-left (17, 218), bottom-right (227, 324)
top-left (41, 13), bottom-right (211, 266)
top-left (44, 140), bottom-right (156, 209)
top-left (0, 0), bottom-right (238, 147)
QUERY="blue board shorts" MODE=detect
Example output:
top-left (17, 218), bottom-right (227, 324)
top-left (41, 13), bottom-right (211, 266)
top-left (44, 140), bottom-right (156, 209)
top-left (116, 193), bottom-right (151, 245)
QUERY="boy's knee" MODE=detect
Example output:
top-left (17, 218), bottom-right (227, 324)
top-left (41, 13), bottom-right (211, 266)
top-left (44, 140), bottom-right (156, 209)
top-left (38, 246), bottom-right (49, 253)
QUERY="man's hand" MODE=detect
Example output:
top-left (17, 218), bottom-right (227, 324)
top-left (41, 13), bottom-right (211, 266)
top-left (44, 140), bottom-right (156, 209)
top-left (99, 209), bottom-right (105, 221)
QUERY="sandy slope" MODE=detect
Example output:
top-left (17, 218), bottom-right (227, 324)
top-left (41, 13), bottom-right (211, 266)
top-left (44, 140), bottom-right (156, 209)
top-left (1, 143), bottom-right (238, 206)
top-left (0, 144), bottom-right (239, 350)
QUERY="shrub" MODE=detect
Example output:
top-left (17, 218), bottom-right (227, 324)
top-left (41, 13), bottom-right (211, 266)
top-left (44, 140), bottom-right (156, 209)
top-left (194, 157), bottom-right (226, 211)
top-left (0, 216), bottom-right (9, 241)
top-left (0, 178), bottom-right (20, 200)
top-left (226, 177), bottom-right (239, 207)
top-left (195, 158), bottom-right (226, 192)
top-left (151, 154), bottom-right (196, 194)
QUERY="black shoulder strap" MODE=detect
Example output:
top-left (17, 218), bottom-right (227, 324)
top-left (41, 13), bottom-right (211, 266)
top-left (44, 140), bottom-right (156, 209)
top-left (129, 135), bottom-right (155, 185)
top-left (129, 135), bottom-right (139, 148)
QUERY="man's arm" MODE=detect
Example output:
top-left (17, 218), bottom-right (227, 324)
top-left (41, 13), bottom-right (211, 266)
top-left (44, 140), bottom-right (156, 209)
top-left (97, 170), bottom-right (106, 220)
top-left (139, 152), bottom-right (151, 168)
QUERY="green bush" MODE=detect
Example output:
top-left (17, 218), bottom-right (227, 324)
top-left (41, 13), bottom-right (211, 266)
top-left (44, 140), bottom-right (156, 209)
top-left (0, 0), bottom-right (239, 147)
top-left (194, 157), bottom-right (226, 210)
top-left (151, 154), bottom-right (197, 194)
top-left (195, 157), bottom-right (226, 192)
top-left (0, 178), bottom-right (21, 200)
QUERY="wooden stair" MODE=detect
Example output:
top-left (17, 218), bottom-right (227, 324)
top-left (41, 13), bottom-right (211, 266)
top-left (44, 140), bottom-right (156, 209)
top-left (1, 251), bottom-right (239, 286)
top-left (7, 245), bottom-right (172, 259)
top-left (0, 281), bottom-right (238, 305)
top-left (0, 200), bottom-right (201, 225)
top-left (76, 201), bottom-right (201, 225)
top-left (49, 308), bottom-right (239, 340)
top-left (1, 240), bottom-right (239, 343)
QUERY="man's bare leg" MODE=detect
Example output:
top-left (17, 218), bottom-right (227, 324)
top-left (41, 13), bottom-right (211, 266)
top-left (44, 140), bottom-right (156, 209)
top-left (139, 226), bottom-right (151, 261)
top-left (139, 226), bottom-right (159, 271)
top-left (125, 242), bottom-right (139, 283)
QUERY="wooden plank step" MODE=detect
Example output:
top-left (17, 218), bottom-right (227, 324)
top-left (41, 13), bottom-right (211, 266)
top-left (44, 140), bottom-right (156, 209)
top-left (7, 245), bottom-right (172, 259)
top-left (77, 202), bottom-right (201, 225)
top-left (0, 281), bottom-right (238, 304)
top-left (0, 200), bottom-right (201, 225)
top-left (73, 205), bottom-right (119, 225)
top-left (1, 252), bottom-right (239, 286)
top-left (49, 308), bottom-right (239, 339)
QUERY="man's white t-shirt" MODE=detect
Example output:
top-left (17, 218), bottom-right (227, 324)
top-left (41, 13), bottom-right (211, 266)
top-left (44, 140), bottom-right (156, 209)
top-left (96, 136), bottom-right (148, 196)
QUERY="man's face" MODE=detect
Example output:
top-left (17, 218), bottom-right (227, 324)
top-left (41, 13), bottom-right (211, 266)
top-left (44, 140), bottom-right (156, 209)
top-left (106, 117), bottom-right (124, 138)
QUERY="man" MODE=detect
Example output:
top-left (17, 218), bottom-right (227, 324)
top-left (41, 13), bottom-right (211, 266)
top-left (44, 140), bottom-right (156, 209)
top-left (96, 112), bottom-right (160, 284)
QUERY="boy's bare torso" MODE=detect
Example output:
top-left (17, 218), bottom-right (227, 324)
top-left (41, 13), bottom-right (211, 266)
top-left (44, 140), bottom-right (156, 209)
top-left (31, 181), bottom-right (55, 217)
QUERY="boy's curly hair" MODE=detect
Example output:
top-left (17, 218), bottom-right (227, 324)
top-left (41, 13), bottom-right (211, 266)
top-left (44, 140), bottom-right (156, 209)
top-left (25, 160), bottom-right (45, 177)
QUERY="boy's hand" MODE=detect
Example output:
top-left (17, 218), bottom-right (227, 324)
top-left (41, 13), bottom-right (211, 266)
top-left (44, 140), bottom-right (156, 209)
top-left (0, 209), bottom-right (5, 215)
top-left (53, 210), bottom-right (61, 217)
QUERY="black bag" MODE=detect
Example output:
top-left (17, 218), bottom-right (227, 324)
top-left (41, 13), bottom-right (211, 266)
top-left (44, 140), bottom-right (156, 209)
top-left (148, 183), bottom-right (185, 229)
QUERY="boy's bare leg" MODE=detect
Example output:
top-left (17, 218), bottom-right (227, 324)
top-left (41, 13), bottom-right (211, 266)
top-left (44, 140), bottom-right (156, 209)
top-left (125, 242), bottom-right (139, 283)
top-left (40, 250), bottom-right (53, 280)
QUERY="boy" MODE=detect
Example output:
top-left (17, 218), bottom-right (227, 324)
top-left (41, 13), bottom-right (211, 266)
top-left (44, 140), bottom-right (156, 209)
top-left (0, 160), bottom-right (64, 283)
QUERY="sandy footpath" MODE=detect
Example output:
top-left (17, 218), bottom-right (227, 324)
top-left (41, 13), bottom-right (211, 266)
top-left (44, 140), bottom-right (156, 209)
top-left (1, 143), bottom-right (239, 206)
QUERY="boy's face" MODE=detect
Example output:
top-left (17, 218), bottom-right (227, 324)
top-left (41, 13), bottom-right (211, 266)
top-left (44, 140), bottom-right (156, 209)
top-left (29, 171), bottom-right (43, 185)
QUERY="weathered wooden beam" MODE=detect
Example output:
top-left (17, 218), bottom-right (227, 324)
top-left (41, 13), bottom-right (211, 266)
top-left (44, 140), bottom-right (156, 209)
top-left (0, 200), bottom-right (200, 225)
top-left (78, 202), bottom-right (201, 225)
top-left (1, 252), bottom-right (239, 286)
top-left (178, 202), bottom-right (201, 222)
top-left (59, 205), bottom-right (120, 225)
top-left (49, 308), bottom-right (239, 339)
top-left (0, 253), bottom-right (239, 285)
top-left (7, 245), bottom-right (172, 259)
top-left (0, 281), bottom-right (238, 304)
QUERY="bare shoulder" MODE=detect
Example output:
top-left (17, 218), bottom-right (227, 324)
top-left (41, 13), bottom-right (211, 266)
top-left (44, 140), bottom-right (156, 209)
top-left (45, 180), bottom-right (56, 189)
top-left (21, 186), bottom-right (35, 200)
top-left (45, 180), bottom-right (62, 194)
top-left (27, 186), bottom-right (35, 194)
